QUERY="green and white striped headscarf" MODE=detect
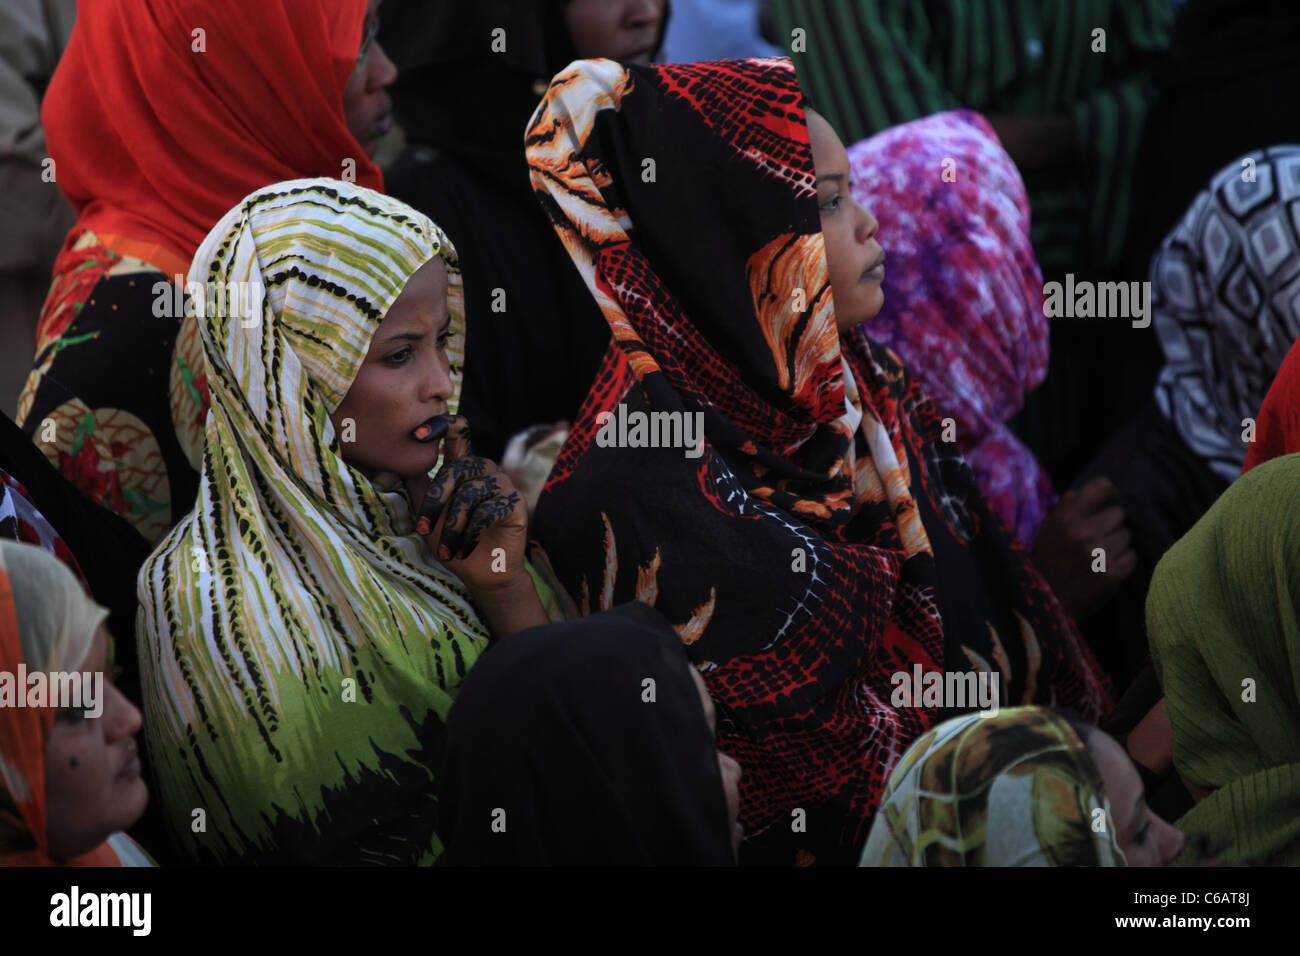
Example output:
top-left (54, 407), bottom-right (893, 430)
top-left (137, 179), bottom-right (489, 864)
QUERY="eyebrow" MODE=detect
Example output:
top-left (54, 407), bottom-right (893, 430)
top-left (383, 330), bottom-right (423, 344)
top-left (816, 173), bottom-right (845, 187)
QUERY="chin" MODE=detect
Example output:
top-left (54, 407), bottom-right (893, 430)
top-left (116, 778), bottom-right (150, 822)
top-left (835, 308), bottom-right (872, 334)
top-left (393, 448), bottom-right (443, 479)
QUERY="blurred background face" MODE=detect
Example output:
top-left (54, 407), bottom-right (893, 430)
top-left (331, 258), bottom-right (455, 479)
top-left (807, 109), bottom-right (885, 333)
top-left (1085, 730), bottom-right (1185, 867)
top-left (43, 626), bottom-right (147, 861)
top-left (689, 667), bottom-right (743, 856)
top-left (343, 0), bottom-right (398, 156)
top-left (565, 0), bottom-right (666, 61)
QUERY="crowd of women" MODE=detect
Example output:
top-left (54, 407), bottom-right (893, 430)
top-left (1, 0), bottom-right (1297, 868)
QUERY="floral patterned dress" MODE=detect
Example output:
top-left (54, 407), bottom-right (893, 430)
top-left (17, 231), bottom-right (208, 543)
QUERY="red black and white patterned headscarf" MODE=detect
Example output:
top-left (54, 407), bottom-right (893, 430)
top-left (526, 58), bottom-right (1110, 865)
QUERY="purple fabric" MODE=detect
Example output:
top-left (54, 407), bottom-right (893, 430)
top-left (847, 109), bottom-right (1055, 545)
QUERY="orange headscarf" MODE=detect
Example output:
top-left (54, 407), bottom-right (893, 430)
top-left (0, 543), bottom-right (121, 866)
top-left (41, 0), bottom-right (382, 275)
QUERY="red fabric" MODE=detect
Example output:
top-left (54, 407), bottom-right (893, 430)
top-left (1243, 336), bottom-right (1300, 474)
top-left (527, 59), bottom-right (1111, 864)
top-left (42, 0), bottom-right (381, 271)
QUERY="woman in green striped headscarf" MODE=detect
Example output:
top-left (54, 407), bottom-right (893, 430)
top-left (137, 179), bottom-right (549, 864)
top-left (1147, 452), bottom-right (1300, 866)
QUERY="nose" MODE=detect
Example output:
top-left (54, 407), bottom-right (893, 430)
top-left (855, 199), bottom-right (879, 244)
top-left (722, 752), bottom-right (742, 781)
top-left (423, 350), bottom-right (455, 404)
top-left (106, 684), bottom-right (143, 741)
top-left (369, 40), bottom-right (398, 92)
top-left (1160, 821), bottom-right (1187, 866)
top-left (627, 0), bottom-right (665, 30)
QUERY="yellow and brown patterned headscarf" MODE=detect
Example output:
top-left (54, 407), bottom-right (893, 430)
top-left (861, 706), bottom-right (1126, 866)
top-left (137, 179), bottom-right (489, 864)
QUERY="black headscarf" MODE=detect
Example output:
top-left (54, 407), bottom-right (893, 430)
top-left (381, 0), bottom-right (667, 199)
top-left (380, 2), bottom-right (670, 458)
top-left (436, 601), bottom-right (736, 865)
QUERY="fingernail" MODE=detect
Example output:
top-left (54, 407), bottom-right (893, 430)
top-left (416, 518), bottom-right (430, 535)
top-left (413, 424), bottom-right (431, 440)
top-left (437, 545), bottom-right (451, 561)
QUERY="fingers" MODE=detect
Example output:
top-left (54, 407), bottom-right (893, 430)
top-left (437, 475), bottom-right (500, 560)
top-left (415, 454), bottom-right (493, 535)
top-left (1091, 503), bottom-right (1126, 537)
top-left (1098, 524), bottom-right (1133, 558)
top-left (453, 488), bottom-right (524, 561)
top-left (441, 414), bottom-right (472, 461)
top-left (1073, 476), bottom-right (1118, 511)
top-left (1107, 541), bottom-right (1138, 579)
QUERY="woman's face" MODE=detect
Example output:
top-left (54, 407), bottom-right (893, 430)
top-left (565, 0), bottom-right (666, 62)
top-left (331, 258), bottom-right (455, 480)
top-left (807, 110), bottom-right (885, 334)
top-left (689, 667), bottom-right (743, 856)
top-left (43, 626), bottom-right (148, 862)
top-left (1086, 730), bottom-right (1186, 867)
top-left (343, 0), bottom-right (397, 157)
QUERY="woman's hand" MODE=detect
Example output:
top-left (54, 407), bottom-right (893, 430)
top-left (1032, 476), bottom-right (1137, 621)
top-left (404, 415), bottom-right (546, 639)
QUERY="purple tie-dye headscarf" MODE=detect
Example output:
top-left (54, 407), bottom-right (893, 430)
top-left (847, 109), bottom-right (1054, 546)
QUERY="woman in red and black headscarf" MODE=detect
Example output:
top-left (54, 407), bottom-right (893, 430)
top-left (18, 0), bottom-right (393, 544)
top-left (525, 58), bottom-right (1111, 866)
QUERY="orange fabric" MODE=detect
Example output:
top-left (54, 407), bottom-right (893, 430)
top-left (0, 562), bottom-right (120, 867)
top-left (92, 234), bottom-right (191, 281)
top-left (41, 0), bottom-right (381, 271)
top-left (1243, 337), bottom-right (1300, 475)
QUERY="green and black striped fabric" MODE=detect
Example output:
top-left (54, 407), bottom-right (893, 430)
top-left (137, 179), bottom-right (491, 865)
top-left (769, 0), bottom-right (1174, 274)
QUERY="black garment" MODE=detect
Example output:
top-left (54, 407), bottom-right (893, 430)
top-left (1072, 398), bottom-right (1230, 692)
top-left (379, 0), bottom-right (667, 458)
top-left (381, 0), bottom-right (582, 201)
top-left (1125, 0), bottom-right (1300, 279)
top-left (386, 147), bottom-right (611, 460)
top-left (436, 601), bottom-right (736, 866)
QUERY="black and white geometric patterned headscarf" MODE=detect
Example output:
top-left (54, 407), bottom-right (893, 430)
top-left (1153, 145), bottom-right (1300, 482)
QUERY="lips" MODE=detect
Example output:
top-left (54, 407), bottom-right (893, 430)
top-left (117, 742), bottom-right (141, 779)
top-left (412, 415), bottom-right (451, 443)
top-left (861, 251), bottom-right (886, 283)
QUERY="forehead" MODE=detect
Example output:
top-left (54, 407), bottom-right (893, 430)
top-left (807, 112), bottom-right (847, 173)
top-left (1086, 732), bottom-right (1140, 814)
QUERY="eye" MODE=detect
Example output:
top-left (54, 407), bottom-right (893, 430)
top-left (56, 707), bottom-right (91, 724)
top-left (820, 194), bottom-right (842, 214)
top-left (1134, 821), bottom-right (1151, 847)
top-left (436, 326), bottom-right (454, 349)
top-left (384, 345), bottom-right (413, 366)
